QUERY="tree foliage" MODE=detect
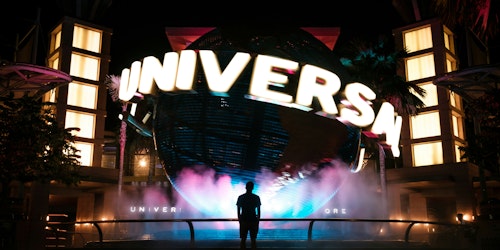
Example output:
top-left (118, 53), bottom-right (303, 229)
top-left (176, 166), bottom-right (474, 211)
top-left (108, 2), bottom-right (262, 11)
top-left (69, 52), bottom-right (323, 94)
top-left (105, 75), bottom-right (156, 177)
top-left (460, 90), bottom-right (500, 174)
top-left (339, 36), bottom-right (426, 116)
top-left (0, 94), bottom-right (84, 191)
top-left (433, 0), bottom-right (500, 42)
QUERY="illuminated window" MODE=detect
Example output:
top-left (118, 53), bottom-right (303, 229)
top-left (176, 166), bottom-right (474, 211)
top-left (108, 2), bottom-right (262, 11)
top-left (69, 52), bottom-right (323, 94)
top-left (446, 54), bottom-right (457, 73)
top-left (74, 142), bottom-right (93, 166)
top-left (410, 111), bottom-right (441, 139)
top-left (70, 53), bottom-right (100, 81)
top-left (406, 54), bottom-right (435, 81)
top-left (134, 154), bottom-right (150, 176)
top-left (73, 25), bottom-right (102, 53)
top-left (101, 154), bottom-right (116, 169)
top-left (50, 25), bottom-right (62, 53)
top-left (450, 91), bottom-right (462, 109)
top-left (44, 54), bottom-right (59, 104)
top-left (443, 27), bottom-right (455, 53)
top-left (48, 54), bottom-right (60, 70)
top-left (403, 26), bottom-right (433, 52)
top-left (455, 142), bottom-right (465, 162)
top-left (412, 82), bottom-right (438, 107)
top-left (65, 110), bottom-right (95, 139)
top-left (42, 89), bottom-right (57, 104)
top-left (67, 82), bottom-right (98, 109)
top-left (412, 141), bottom-right (443, 166)
top-left (452, 111), bottom-right (464, 139)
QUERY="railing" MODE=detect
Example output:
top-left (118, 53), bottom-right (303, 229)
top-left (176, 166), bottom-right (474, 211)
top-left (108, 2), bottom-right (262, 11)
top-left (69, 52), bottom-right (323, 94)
top-left (45, 218), bottom-right (476, 248)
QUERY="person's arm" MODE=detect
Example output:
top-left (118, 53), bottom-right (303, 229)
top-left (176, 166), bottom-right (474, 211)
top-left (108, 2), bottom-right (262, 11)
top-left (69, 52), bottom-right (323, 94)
top-left (237, 205), bottom-right (241, 219)
top-left (257, 206), bottom-right (261, 220)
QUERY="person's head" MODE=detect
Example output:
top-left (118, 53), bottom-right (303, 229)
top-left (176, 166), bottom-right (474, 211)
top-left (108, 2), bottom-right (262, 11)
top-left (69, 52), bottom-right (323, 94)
top-left (245, 181), bottom-right (254, 192)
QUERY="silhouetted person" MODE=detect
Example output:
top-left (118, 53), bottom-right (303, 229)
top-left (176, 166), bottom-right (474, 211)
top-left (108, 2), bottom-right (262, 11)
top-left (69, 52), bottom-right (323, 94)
top-left (237, 181), bottom-right (261, 250)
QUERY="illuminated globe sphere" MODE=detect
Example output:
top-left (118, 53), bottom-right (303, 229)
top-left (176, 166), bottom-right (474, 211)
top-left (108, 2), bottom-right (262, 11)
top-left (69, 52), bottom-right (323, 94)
top-left (153, 27), bottom-right (362, 217)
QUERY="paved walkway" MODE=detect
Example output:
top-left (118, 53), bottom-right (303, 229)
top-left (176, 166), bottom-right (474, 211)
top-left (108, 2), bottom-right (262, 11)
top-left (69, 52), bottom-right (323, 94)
top-left (81, 239), bottom-right (456, 249)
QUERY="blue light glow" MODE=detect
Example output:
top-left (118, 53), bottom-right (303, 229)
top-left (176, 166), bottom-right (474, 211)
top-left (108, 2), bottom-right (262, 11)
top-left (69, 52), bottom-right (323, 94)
top-left (168, 160), bottom-right (355, 218)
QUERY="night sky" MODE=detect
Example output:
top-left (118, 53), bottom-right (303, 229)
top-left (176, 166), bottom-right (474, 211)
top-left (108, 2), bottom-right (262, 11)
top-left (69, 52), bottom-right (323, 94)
top-left (105, 1), bottom-right (408, 74)
top-left (2, 0), bottom-right (498, 131)
top-left (0, 0), bottom-right (411, 129)
top-left (1, 0), bottom-right (409, 74)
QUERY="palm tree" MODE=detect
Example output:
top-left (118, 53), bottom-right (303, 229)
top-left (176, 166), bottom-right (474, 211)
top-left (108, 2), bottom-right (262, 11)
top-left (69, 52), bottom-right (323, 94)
top-left (339, 36), bottom-right (426, 116)
top-left (106, 75), bottom-right (157, 195)
top-left (106, 75), bottom-right (128, 199)
top-left (432, 0), bottom-right (500, 43)
top-left (339, 35), bottom-right (426, 219)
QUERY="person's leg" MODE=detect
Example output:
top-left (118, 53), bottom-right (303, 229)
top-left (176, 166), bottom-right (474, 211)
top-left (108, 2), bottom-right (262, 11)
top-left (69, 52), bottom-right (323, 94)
top-left (240, 238), bottom-right (247, 250)
top-left (250, 237), bottom-right (256, 250)
top-left (249, 221), bottom-right (259, 249)
top-left (240, 221), bottom-right (248, 249)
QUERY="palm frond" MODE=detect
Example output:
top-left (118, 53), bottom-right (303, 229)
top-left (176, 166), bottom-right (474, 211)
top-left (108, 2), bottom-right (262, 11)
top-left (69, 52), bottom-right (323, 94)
top-left (339, 36), bottom-right (426, 115)
top-left (106, 74), bottom-right (122, 102)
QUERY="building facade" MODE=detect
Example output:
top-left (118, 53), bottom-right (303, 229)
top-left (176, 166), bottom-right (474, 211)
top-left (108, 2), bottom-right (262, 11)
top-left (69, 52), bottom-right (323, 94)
top-left (38, 16), bottom-right (500, 248)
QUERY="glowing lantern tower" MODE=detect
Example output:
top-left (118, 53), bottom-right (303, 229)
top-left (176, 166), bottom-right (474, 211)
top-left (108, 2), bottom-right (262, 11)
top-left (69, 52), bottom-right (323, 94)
top-left (44, 17), bottom-right (112, 221)
top-left (45, 17), bottom-right (112, 168)
top-left (391, 19), bottom-right (480, 226)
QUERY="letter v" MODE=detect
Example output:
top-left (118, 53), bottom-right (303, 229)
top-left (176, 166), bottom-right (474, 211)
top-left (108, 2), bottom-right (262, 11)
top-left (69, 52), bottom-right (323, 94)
top-left (199, 50), bottom-right (251, 95)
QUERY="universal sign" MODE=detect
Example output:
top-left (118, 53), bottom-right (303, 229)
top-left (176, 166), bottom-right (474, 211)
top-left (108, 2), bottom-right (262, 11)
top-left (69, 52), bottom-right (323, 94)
top-left (118, 50), bottom-right (402, 157)
top-left (129, 206), bottom-right (181, 213)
